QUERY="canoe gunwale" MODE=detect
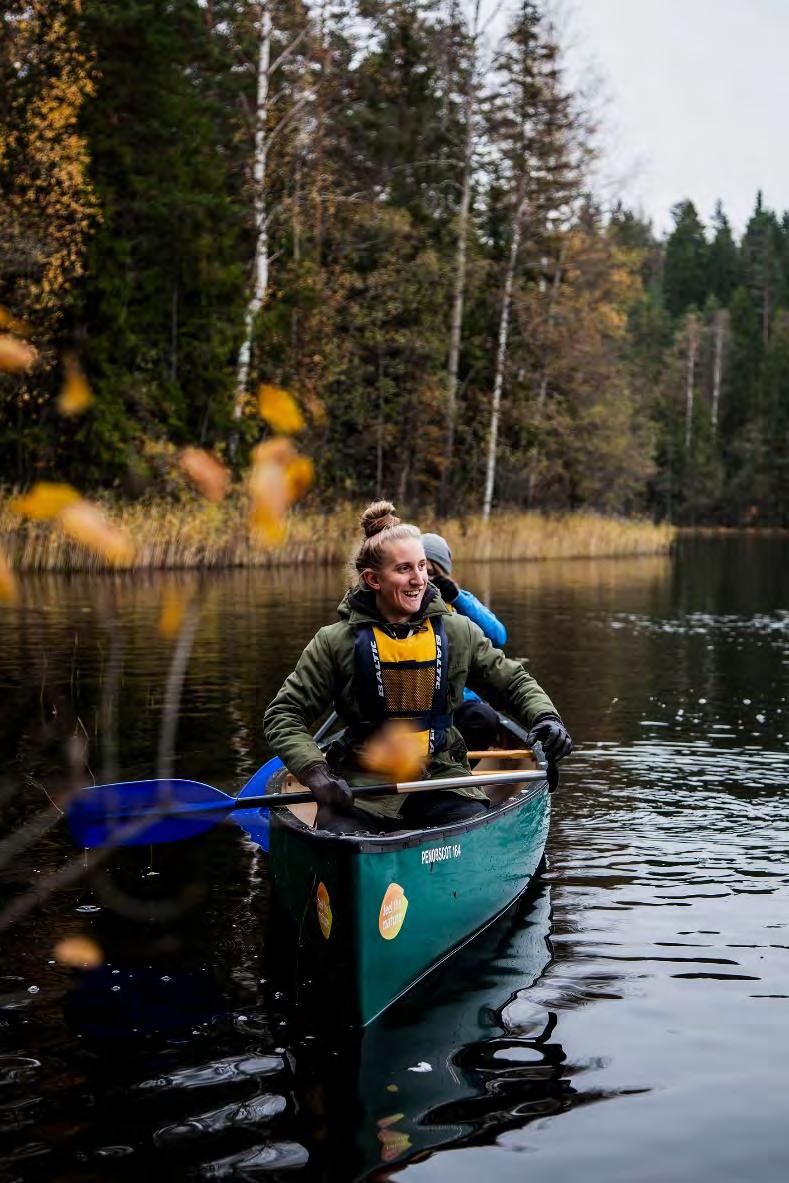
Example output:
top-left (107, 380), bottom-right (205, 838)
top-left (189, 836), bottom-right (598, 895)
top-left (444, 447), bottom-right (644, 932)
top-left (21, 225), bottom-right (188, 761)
top-left (266, 711), bottom-right (548, 855)
top-left (268, 776), bottom-right (548, 855)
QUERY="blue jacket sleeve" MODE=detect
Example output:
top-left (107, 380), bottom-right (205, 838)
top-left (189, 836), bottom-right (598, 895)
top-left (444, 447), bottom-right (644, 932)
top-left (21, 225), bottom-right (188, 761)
top-left (453, 588), bottom-right (507, 648)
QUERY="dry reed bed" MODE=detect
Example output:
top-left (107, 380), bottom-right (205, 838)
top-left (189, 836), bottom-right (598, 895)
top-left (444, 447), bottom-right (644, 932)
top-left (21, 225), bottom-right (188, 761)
top-left (0, 497), bottom-right (676, 572)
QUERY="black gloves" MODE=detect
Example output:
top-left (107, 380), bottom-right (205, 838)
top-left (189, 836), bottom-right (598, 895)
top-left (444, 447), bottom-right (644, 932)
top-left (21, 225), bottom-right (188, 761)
top-left (527, 715), bottom-right (573, 762)
top-left (431, 573), bottom-right (460, 604)
top-left (300, 763), bottom-right (354, 810)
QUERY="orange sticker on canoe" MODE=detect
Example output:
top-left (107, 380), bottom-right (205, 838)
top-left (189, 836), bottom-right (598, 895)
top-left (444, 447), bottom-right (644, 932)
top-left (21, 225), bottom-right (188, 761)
top-left (316, 881), bottom-right (333, 940)
top-left (378, 882), bottom-right (408, 940)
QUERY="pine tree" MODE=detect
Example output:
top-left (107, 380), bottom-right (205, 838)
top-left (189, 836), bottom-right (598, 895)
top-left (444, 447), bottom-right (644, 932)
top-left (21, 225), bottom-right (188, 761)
top-left (706, 201), bottom-right (741, 305)
top-left (662, 199), bottom-right (708, 318)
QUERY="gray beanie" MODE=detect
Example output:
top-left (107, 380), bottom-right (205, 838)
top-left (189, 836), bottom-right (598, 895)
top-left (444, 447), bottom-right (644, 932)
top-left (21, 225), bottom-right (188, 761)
top-left (421, 532), bottom-right (453, 574)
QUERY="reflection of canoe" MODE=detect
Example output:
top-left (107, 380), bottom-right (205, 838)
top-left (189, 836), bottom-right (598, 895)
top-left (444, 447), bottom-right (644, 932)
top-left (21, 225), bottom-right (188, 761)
top-left (239, 714), bottom-right (550, 1027)
top-left (286, 881), bottom-right (564, 1180)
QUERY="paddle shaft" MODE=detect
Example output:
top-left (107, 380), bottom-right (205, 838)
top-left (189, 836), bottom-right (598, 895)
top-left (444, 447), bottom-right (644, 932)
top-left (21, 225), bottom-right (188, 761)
top-left (231, 767), bottom-right (546, 813)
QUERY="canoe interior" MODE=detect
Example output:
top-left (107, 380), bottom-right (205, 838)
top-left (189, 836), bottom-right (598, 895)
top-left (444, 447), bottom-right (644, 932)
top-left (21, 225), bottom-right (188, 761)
top-left (261, 714), bottom-right (550, 1026)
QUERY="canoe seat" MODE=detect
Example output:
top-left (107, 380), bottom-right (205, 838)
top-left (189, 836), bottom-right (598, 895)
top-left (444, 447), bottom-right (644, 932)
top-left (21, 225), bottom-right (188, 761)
top-left (472, 749), bottom-right (541, 808)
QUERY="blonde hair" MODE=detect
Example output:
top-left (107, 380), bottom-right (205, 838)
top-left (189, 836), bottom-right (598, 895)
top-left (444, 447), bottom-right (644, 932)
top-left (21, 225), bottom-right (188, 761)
top-left (350, 500), bottom-right (421, 586)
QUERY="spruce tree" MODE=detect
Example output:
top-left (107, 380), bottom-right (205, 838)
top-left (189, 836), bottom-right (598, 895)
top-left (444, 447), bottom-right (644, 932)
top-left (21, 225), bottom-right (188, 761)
top-left (662, 199), bottom-right (708, 318)
top-left (706, 201), bottom-right (741, 305)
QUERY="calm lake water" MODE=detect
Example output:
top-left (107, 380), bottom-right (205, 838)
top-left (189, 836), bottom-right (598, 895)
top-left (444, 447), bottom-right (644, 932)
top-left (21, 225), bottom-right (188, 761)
top-left (0, 534), bottom-right (787, 1181)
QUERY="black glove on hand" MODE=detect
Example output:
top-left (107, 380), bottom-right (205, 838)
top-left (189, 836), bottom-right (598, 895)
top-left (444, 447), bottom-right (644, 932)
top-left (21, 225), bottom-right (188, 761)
top-left (300, 763), bottom-right (354, 811)
top-left (431, 572), bottom-right (460, 604)
top-left (527, 716), bottom-right (573, 761)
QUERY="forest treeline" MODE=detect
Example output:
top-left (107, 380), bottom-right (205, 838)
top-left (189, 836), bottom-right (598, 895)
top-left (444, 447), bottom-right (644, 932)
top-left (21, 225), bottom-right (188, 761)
top-left (1, 0), bottom-right (787, 526)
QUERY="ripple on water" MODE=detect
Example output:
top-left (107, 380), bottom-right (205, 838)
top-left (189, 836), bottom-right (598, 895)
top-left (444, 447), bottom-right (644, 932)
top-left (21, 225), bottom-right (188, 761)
top-left (0, 1057), bottom-right (41, 1087)
top-left (153, 1092), bottom-right (287, 1145)
top-left (197, 1141), bottom-right (309, 1178)
top-left (134, 1054), bottom-right (285, 1094)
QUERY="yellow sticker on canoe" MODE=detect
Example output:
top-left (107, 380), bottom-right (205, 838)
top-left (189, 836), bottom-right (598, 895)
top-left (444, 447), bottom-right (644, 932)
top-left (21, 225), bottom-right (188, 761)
top-left (316, 881), bottom-right (333, 940)
top-left (379, 882), bottom-right (408, 940)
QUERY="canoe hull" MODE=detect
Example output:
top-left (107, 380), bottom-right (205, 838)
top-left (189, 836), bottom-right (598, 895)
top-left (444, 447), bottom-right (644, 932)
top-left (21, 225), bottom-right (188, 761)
top-left (268, 780), bottom-right (549, 1027)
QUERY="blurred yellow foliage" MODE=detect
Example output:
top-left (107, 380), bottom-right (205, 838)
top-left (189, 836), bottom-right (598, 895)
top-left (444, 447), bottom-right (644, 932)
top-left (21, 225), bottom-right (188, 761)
top-left (59, 501), bottom-right (135, 566)
top-left (0, 549), bottom-right (18, 606)
top-left (53, 936), bottom-right (103, 969)
top-left (257, 384), bottom-right (305, 434)
top-left (10, 481), bottom-right (80, 520)
top-left (359, 721), bottom-right (426, 782)
top-left (179, 447), bottom-right (230, 502)
top-left (57, 354), bottom-right (93, 416)
top-left (248, 437), bottom-right (313, 547)
top-left (0, 334), bottom-right (38, 373)
top-left (285, 455), bottom-right (315, 501)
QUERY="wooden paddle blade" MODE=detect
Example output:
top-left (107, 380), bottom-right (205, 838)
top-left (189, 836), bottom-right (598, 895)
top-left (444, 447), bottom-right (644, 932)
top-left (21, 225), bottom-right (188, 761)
top-left (68, 779), bottom-right (233, 848)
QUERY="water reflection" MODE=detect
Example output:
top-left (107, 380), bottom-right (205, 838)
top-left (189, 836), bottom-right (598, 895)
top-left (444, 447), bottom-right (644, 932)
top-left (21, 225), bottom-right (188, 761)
top-left (0, 537), bottom-right (788, 1179)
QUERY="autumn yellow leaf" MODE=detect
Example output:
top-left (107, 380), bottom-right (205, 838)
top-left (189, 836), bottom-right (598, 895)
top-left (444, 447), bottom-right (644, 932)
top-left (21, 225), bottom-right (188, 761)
top-left (359, 721), bottom-right (426, 782)
top-left (157, 587), bottom-right (188, 640)
top-left (257, 384), bottom-right (305, 434)
top-left (57, 354), bottom-right (93, 416)
top-left (248, 438), bottom-right (313, 546)
top-left (249, 504), bottom-right (288, 546)
top-left (179, 447), bottom-right (230, 502)
top-left (0, 334), bottom-right (37, 373)
top-left (59, 501), bottom-right (135, 566)
top-left (0, 549), bottom-right (18, 606)
top-left (9, 482), bottom-right (81, 520)
top-left (285, 455), bottom-right (315, 501)
top-left (53, 936), bottom-right (103, 969)
top-left (0, 307), bottom-right (31, 337)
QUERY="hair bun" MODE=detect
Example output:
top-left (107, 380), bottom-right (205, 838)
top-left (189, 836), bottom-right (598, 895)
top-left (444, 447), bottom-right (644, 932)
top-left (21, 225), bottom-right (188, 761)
top-left (360, 499), bottom-right (400, 538)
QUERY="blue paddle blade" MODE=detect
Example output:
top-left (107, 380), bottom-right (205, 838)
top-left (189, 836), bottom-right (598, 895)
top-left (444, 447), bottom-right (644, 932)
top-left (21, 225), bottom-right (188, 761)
top-left (232, 757), bottom-right (284, 852)
top-left (68, 779), bottom-right (234, 848)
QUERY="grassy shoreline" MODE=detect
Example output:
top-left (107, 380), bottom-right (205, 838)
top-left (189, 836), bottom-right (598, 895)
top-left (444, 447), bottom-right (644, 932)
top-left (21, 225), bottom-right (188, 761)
top-left (0, 496), bottom-right (677, 572)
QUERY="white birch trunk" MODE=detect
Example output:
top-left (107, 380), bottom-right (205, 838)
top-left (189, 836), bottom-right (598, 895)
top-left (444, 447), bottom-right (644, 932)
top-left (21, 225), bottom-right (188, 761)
top-left (482, 194), bottom-right (526, 521)
top-left (711, 308), bottom-right (727, 434)
top-left (684, 313), bottom-right (699, 455)
top-left (230, 3), bottom-right (272, 457)
top-left (440, 0), bottom-right (480, 511)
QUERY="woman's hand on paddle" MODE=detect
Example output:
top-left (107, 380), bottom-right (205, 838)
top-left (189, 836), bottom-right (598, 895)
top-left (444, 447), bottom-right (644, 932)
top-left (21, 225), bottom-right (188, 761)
top-left (527, 716), bottom-right (573, 761)
top-left (300, 763), bottom-right (354, 811)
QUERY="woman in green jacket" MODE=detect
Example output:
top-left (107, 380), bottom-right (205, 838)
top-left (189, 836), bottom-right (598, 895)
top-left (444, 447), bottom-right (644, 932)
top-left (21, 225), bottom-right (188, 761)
top-left (263, 500), bottom-right (572, 833)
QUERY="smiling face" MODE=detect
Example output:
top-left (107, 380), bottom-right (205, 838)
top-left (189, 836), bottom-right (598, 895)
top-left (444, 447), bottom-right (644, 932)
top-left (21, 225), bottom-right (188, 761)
top-left (362, 537), bottom-right (428, 623)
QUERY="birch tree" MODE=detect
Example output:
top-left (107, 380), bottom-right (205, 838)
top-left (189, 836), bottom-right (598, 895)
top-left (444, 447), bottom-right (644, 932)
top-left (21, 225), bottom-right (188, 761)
top-left (439, 0), bottom-right (480, 514)
top-left (230, 2), bottom-right (272, 459)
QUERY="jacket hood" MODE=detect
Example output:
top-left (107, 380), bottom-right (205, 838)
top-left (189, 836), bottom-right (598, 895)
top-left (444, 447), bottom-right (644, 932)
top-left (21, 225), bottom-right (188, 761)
top-left (337, 582), bottom-right (449, 627)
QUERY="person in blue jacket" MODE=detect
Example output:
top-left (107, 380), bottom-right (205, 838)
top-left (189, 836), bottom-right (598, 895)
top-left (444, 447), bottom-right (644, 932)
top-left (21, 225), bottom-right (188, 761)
top-left (421, 531), bottom-right (508, 754)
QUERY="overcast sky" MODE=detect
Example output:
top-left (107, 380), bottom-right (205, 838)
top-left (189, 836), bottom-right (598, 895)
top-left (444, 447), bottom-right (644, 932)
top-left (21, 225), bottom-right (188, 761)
top-left (481, 0), bottom-right (789, 238)
top-left (559, 0), bottom-right (789, 236)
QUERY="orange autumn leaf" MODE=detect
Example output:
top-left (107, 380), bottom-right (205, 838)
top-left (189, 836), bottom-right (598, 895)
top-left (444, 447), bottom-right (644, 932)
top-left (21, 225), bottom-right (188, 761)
top-left (57, 354), bottom-right (93, 416)
top-left (0, 334), bottom-right (37, 373)
top-left (285, 455), bottom-right (314, 501)
top-left (53, 936), bottom-right (103, 969)
top-left (59, 501), bottom-right (135, 566)
top-left (179, 447), bottom-right (230, 502)
top-left (249, 501), bottom-right (288, 547)
top-left (0, 549), bottom-right (18, 606)
top-left (257, 384), bottom-right (305, 434)
top-left (10, 481), bottom-right (81, 520)
top-left (157, 587), bottom-right (188, 640)
top-left (360, 721), bottom-right (426, 782)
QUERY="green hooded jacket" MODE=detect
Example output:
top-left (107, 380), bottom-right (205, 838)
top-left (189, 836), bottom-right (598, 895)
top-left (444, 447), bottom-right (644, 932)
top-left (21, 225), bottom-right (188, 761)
top-left (263, 585), bottom-right (559, 817)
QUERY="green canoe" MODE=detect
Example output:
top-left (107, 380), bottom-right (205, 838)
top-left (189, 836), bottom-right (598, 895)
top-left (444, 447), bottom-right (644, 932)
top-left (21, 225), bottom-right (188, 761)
top-left (260, 714), bottom-right (551, 1027)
